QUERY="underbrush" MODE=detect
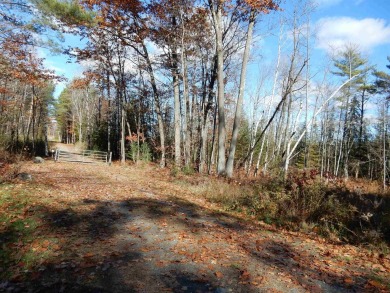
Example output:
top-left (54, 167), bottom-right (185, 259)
top-left (195, 170), bottom-right (390, 250)
top-left (0, 149), bottom-right (22, 183)
top-left (3, 139), bottom-right (47, 156)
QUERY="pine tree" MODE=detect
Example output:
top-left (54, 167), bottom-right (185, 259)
top-left (332, 45), bottom-right (371, 178)
top-left (373, 57), bottom-right (390, 188)
top-left (374, 56), bottom-right (390, 100)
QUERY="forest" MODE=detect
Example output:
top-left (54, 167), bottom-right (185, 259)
top-left (1, 0), bottom-right (389, 182)
top-left (1, 1), bottom-right (390, 291)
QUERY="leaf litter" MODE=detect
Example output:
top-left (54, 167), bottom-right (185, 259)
top-left (0, 160), bottom-right (388, 292)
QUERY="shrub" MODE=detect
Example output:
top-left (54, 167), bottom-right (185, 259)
top-left (0, 150), bottom-right (22, 184)
top-left (3, 139), bottom-right (47, 157)
top-left (182, 165), bottom-right (195, 176)
top-left (194, 170), bottom-right (389, 247)
top-left (140, 143), bottom-right (152, 162)
top-left (127, 142), bottom-right (152, 162)
top-left (170, 166), bottom-right (180, 177)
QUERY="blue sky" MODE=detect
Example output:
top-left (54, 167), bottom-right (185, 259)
top-left (39, 33), bottom-right (86, 98)
top-left (312, 0), bottom-right (390, 70)
top-left (42, 0), bottom-right (390, 98)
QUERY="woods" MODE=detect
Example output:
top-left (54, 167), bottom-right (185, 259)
top-left (0, 0), bottom-right (389, 182)
top-left (1, 1), bottom-right (390, 291)
top-left (0, 0), bottom-right (90, 154)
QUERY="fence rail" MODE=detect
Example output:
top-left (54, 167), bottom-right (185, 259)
top-left (55, 149), bottom-right (112, 165)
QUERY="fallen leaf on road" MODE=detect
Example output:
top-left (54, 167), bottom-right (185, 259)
top-left (215, 271), bottom-right (223, 278)
top-left (240, 270), bottom-right (251, 281)
top-left (344, 278), bottom-right (354, 284)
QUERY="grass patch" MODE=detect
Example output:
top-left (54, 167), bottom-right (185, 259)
top-left (229, 263), bottom-right (242, 270)
top-left (0, 185), bottom-right (48, 279)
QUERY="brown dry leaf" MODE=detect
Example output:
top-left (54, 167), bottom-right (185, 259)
top-left (191, 253), bottom-right (198, 261)
top-left (129, 226), bottom-right (139, 232)
top-left (36, 246), bottom-right (47, 253)
top-left (215, 271), bottom-right (223, 279)
top-left (156, 261), bottom-right (167, 268)
top-left (367, 280), bottom-right (387, 290)
top-left (125, 242), bottom-right (136, 249)
top-left (240, 270), bottom-right (251, 281)
top-left (52, 244), bottom-right (61, 251)
top-left (372, 264), bottom-right (386, 272)
top-left (83, 252), bottom-right (94, 258)
top-left (255, 239), bottom-right (264, 244)
top-left (140, 247), bottom-right (151, 252)
top-left (159, 220), bottom-right (168, 227)
top-left (344, 278), bottom-right (354, 284)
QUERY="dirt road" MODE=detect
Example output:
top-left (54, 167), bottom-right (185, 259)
top-left (2, 160), bottom-right (389, 292)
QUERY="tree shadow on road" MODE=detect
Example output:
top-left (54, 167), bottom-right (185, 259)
top-left (1, 193), bottom-right (387, 292)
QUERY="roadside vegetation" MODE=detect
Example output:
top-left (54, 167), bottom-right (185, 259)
top-left (1, 0), bottom-right (390, 290)
top-left (178, 169), bottom-right (390, 250)
top-left (1, 158), bottom-right (389, 292)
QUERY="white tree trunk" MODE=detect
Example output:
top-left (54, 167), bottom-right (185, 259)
top-left (283, 75), bottom-right (359, 173)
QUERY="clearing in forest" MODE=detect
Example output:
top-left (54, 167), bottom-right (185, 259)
top-left (0, 160), bottom-right (389, 292)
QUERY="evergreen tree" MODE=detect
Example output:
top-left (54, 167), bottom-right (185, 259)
top-left (332, 45), bottom-right (371, 178)
top-left (31, 0), bottom-right (94, 29)
top-left (374, 56), bottom-right (390, 100)
top-left (55, 88), bottom-right (73, 144)
top-left (373, 57), bottom-right (390, 187)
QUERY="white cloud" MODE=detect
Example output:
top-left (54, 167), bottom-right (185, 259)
top-left (145, 40), bottom-right (164, 57)
top-left (316, 17), bottom-right (390, 53)
top-left (79, 59), bottom-right (98, 70)
top-left (36, 48), bottom-right (66, 74)
top-left (45, 62), bottom-right (66, 74)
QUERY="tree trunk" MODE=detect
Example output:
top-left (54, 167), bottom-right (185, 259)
top-left (142, 42), bottom-right (166, 167)
top-left (214, 3), bottom-right (226, 175)
top-left (284, 75), bottom-right (359, 177)
top-left (173, 70), bottom-right (181, 166)
top-left (383, 101), bottom-right (387, 190)
top-left (120, 104), bottom-right (126, 164)
top-left (179, 11), bottom-right (192, 168)
top-left (253, 23), bottom-right (283, 175)
top-left (172, 16), bottom-right (181, 167)
top-left (226, 9), bottom-right (255, 178)
top-left (200, 114), bottom-right (210, 173)
top-left (283, 100), bottom-right (303, 179)
top-left (199, 56), bottom-right (217, 173)
top-left (182, 54), bottom-right (191, 167)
